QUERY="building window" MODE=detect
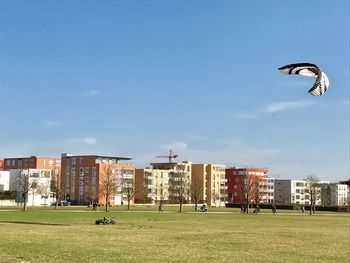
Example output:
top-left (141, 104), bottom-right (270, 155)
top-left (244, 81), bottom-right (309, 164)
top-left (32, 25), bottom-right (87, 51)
top-left (85, 167), bottom-right (90, 173)
top-left (72, 158), bottom-right (76, 165)
top-left (92, 167), bottom-right (96, 176)
top-left (80, 158), bottom-right (84, 164)
top-left (85, 177), bottom-right (89, 182)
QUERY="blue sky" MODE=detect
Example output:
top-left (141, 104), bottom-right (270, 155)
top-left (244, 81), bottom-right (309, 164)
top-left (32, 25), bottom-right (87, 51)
top-left (0, 1), bottom-right (349, 181)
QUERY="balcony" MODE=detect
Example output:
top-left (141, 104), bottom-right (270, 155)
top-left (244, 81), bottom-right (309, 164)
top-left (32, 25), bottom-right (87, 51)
top-left (220, 178), bottom-right (228, 183)
top-left (123, 174), bottom-right (133, 180)
top-left (147, 185), bottom-right (156, 189)
top-left (147, 175), bottom-right (156, 180)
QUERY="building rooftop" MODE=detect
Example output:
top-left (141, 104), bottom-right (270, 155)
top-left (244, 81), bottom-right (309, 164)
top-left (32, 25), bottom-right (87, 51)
top-left (61, 153), bottom-right (132, 161)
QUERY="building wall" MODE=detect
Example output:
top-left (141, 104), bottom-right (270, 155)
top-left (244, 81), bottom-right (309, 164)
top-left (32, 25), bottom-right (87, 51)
top-left (4, 156), bottom-right (61, 170)
top-left (206, 164), bottom-right (226, 207)
top-left (275, 180), bottom-right (322, 206)
top-left (225, 167), bottom-right (269, 204)
top-left (148, 162), bottom-right (192, 204)
top-left (99, 163), bottom-right (135, 206)
top-left (136, 163), bottom-right (226, 206)
top-left (61, 154), bottom-right (134, 205)
top-left (0, 160), bottom-right (4, 171)
top-left (191, 164), bottom-right (207, 204)
top-left (321, 183), bottom-right (349, 206)
top-left (274, 180), bottom-right (292, 205)
top-left (0, 171), bottom-right (10, 191)
top-left (135, 169), bottom-right (146, 203)
top-left (135, 168), bottom-right (171, 204)
top-left (9, 169), bottom-right (53, 206)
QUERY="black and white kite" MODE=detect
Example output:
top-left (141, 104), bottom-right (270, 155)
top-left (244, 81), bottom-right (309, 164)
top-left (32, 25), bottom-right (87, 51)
top-left (279, 63), bottom-right (329, 96)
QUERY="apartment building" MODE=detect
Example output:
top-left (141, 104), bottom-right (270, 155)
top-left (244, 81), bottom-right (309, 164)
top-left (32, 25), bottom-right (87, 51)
top-left (152, 161), bottom-right (192, 204)
top-left (135, 161), bottom-right (192, 204)
top-left (9, 169), bottom-right (53, 206)
top-left (4, 156), bottom-right (61, 171)
top-left (225, 167), bottom-right (272, 204)
top-left (321, 183), bottom-right (349, 206)
top-left (4, 156), bottom-right (61, 184)
top-left (61, 153), bottom-right (135, 205)
top-left (0, 160), bottom-right (4, 170)
top-left (274, 179), bottom-right (322, 206)
top-left (135, 168), bottom-right (171, 204)
top-left (0, 171), bottom-right (10, 191)
top-left (192, 164), bottom-right (227, 207)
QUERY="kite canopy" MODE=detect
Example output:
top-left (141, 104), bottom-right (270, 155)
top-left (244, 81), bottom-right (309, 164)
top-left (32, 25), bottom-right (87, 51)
top-left (279, 63), bottom-right (329, 96)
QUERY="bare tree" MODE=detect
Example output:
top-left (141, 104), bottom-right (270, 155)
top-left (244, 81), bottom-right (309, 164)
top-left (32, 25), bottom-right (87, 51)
top-left (99, 165), bottom-right (117, 212)
top-left (51, 170), bottom-right (66, 209)
top-left (85, 186), bottom-right (98, 205)
top-left (306, 175), bottom-right (321, 215)
top-left (119, 169), bottom-right (134, 210)
top-left (213, 191), bottom-right (221, 207)
top-left (14, 170), bottom-right (38, 211)
top-left (158, 196), bottom-right (164, 212)
top-left (241, 175), bottom-right (257, 213)
top-left (253, 178), bottom-right (268, 205)
top-left (36, 179), bottom-right (51, 206)
top-left (155, 187), bottom-right (166, 212)
top-left (191, 175), bottom-right (203, 212)
top-left (169, 172), bottom-right (190, 213)
top-left (123, 183), bottom-right (134, 211)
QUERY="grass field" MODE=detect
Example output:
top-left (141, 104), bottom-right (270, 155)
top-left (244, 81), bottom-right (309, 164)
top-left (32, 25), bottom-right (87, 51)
top-left (0, 206), bottom-right (349, 263)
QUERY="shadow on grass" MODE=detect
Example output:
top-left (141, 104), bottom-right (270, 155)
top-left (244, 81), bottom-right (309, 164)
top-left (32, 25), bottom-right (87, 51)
top-left (0, 220), bottom-right (70, 226)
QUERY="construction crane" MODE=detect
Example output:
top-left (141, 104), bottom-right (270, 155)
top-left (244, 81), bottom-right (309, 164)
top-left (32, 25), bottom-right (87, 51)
top-left (155, 150), bottom-right (178, 163)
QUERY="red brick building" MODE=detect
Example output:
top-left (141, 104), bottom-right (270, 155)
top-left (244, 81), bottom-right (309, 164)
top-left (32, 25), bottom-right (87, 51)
top-left (61, 153), bottom-right (135, 205)
top-left (4, 156), bottom-right (61, 171)
top-left (225, 167), bottom-right (270, 204)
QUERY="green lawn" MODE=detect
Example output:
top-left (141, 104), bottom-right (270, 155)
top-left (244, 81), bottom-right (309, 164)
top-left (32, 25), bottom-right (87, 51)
top-left (0, 206), bottom-right (349, 263)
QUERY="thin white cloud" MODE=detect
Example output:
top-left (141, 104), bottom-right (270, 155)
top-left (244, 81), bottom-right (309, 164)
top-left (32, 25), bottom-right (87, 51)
top-left (265, 100), bottom-right (317, 113)
top-left (82, 90), bottom-right (100, 96)
top-left (66, 137), bottom-right (97, 145)
top-left (159, 141), bottom-right (188, 151)
top-left (43, 120), bottom-right (61, 127)
top-left (82, 137), bottom-right (97, 145)
top-left (235, 112), bottom-right (257, 119)
top-left (339, 99), bottom-right (349, 105)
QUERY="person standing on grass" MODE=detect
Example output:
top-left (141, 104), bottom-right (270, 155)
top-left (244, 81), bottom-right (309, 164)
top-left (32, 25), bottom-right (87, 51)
top-left (272, 205), bottom-right (277, 215)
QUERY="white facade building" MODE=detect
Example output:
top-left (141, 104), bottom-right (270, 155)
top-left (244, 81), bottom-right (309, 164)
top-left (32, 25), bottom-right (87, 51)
top-left (274, 179), bottom-right (321, 206)
top-left (321, 183), bottom-right (349, 206)
top-left (259, 177), bottom-right (275, 204)
top-left (9, 169), bottom-right (54, 206)
top-left (0, 171), bottom-right (10, 191)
